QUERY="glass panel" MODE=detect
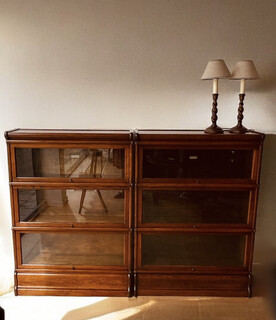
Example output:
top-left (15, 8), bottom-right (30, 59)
top-left (143, 149), bottom-right (253, 179)
top-left (15, 148), bottom-right (125, 178)
top-left (142, 190), bottom-right (249, 224)
top-left (142, 233), bottom-right (245, 267)
top-left (18, 189), bottom-right (125, 223)
top-left (21, 232), bottom-right (125, 266)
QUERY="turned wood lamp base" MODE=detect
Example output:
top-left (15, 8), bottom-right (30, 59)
top-left (229, 93), bottom-right (248, 134)
top-left (229, 124), bottom-right (248, 134)
top-left (204, 93), bottom-right (224, 134)
top-left (205, 125), bottom-right (223, 134)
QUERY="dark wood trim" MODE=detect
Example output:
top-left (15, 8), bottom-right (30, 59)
top-left (137, 142), bottom-right (261, 148)
top-left (136, 129), bottom-right (264, 143)
top-left (16, 268), bottom-right (129, 274)
top-left (4, 128), bottom-right (20, 140)
top-left (136, 228), bottom-right (253, 233)
top-left (13, 226), bottom-right (129, 232)
top-left (5, 129), bottom-right (131, 141)
top-left (17, 288), bottom-right (130, 297)
top-left (11, 182), bottom-right (131, 188)
top-left (6, 129), bottom-right (264, 297)
top-left (138, 180), bottom-right (258, 187)
top-left (14, 271), bottom-right (18, 296)
top-left (136, 268), bottom-right (249, 274)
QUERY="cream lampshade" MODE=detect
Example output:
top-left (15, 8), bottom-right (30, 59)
top-left (201, 59), bottom-right (230, 134)
top-left (202, 59), bottom-right (231, 80)
top-left (230, 60), bottom-right (259, 80)
top-left (229, 60), bottom-right (260, 134)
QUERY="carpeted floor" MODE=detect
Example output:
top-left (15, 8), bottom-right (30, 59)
top-left (0, 292), bottom-right (273, 320)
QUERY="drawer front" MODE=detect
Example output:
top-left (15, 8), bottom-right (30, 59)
top-left (137, 273), bottom-right (249, 297)
top-left (17, 231), bottom-right (128, 269)
top-left (17, 272), bottom-right (129, 296)
top-left (141, 147), bottom-right (254, 180)
top-left (140, 189), bottom-right (252, 226)
top-left (138, 233), bottom-right (247, 269)
top-left (13, 146), bottom-right (128, 181)
top-left (14, 187), bottom-right (129, 226)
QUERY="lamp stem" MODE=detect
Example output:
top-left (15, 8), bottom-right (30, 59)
top-left (229, 93), bottom-right (248, 134)
top-left (204, 93), bottom-right (223, 134)
top-left (237, 93), bottom-right (245, 126)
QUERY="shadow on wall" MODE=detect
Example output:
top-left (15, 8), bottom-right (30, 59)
top-left (250, 62), bottom-right (276, 93)
top-left (254, 134), bottom-right (276, 264)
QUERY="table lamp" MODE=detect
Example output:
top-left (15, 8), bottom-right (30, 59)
top-left (202, 60), bottom-right (231, 134)
top-left (229, 60), bottom-right (260, 134)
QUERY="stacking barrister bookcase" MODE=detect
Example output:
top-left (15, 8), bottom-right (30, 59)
top-left (6, 129), bottom-right (264, 297)
top-left (134, 129), bottom-right (264, 297)
top-left (5, 129), bottom-right (133, 296)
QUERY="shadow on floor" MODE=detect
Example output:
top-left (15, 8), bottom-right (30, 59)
top-left (61, 296), bottom-right (274, 320)
top-left (61, 297), bottom-right (157, 320)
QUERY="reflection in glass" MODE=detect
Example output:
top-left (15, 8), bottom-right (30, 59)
top-left (142, 190), bottom-right (249, 224)
top-left (15, 148), bottom-right (125, 178)
top-left (143, 149), bottom-right (253, 179)
top-left (142, 234), bottom-right (245, 267)
top-left (18, 189), bottom-right (125, 223)
top-left (21, 232), bottom-right (125, 266)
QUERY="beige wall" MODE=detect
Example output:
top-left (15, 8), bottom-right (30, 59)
top-left (0, 0), bottom-right (275, 293)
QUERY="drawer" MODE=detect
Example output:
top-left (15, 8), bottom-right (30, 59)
top-left (137, 273), bottom-right (249, 297)
top-left (16, 231), bottom-right (129, 269)
top-left (11, 145), bottom-right (129, 181)
top-left (17, 272), bottom-right (129, 296)
top-left (139, 189), bottom-right (254, 226)
top-left (13, 186), bottom-right (129, 227)
top-left (137, 232), bottom-right (249, 269)
top-left (140, 147), bottom-right (254, 180)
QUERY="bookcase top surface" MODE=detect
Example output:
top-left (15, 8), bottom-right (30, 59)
top-left (4, 128), bottom-right (264, 142)
top-left (136, 129), bottom-right (264, 142)
top-left (4, 129), bottom-right (131, 141)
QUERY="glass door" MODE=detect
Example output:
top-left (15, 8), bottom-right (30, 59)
top-left (139, 232), bottom-right (249, 270)
top-left (141, 147), bottom-right (255, 181)
top-left (15, 186), bottom-right (129, 227)
top-left (12, 145), bottom-right (129, 182)
top-left (139, 189), bottom-right (253, 227)
top-left (18, 231), bottom-right (127, 269)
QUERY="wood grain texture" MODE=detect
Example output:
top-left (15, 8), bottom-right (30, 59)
top-left (17, 288), bottom-right (130, 297)
top-left (137, 273), bottom-right (249, 297)
top-left (7, 129), bottom-right (133, 296)
top-left (5, 129), bottom-right (131, 141)
top-left (17, 272), bottom-right (131, 296)
top-left (17, 272), bottom-right (128, 290)
top-left (135, 129), bottom-right (263, 297)
top-left (5, 129), bottom-right (264, 297)
top-left (138, 273), bottom-right (249, 290)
